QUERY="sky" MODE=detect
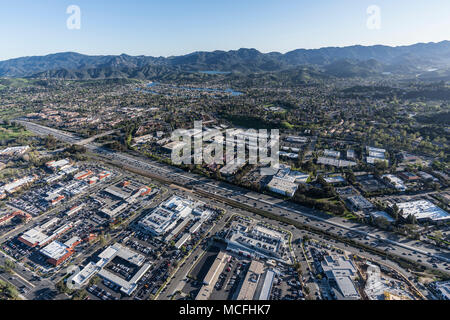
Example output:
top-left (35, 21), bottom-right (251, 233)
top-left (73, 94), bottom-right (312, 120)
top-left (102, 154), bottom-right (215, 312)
top-left (0, 0), bottom-right (449, 61)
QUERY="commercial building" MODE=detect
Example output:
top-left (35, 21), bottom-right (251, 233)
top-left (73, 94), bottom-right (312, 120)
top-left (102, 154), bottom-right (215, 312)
top-left (0, 175), bottom-right (37, 197)
top-left (66, 204), bottom-right (85, 217)
top-left (69, 243), bottom-right (151, 296)
top-left (366, 146), bottom-right (386, 154)
top-left (138, 196), bottom-right (210, 237)
top-left (346, 195), bottom-right (374, 211)
top-left (40, 237), bottom-right (82, 267)
top-left (202, 252), bottom-right (230, 286)
top-left (367, 157), bottom-right (388, 165)
top-left (347, 150), bottom-right (355, 159)
top-left (99, 181), bottom-right (155, 219)
top-left (163, 141), bottom-right (186, 153)
top-left (0, 146), bottom-right (30, 158)
top-left (396, 200), bottom-right (450, 222)
top-left (364, 263), bottom-right (387, 300)
top-left (417, 171), bottom-right (438, 182)
top-left (254, 269), bottom-right (275, 300)
top-left (365, 263), bottom-right (412, 300)
top-left (0, 210), bottom-right (31, 226)
top-left (196, 251), bottom-right (230, 300)
top-left (324, 149), bottom-right (341, 158)
top-left (74, 170), bottom-right (93, 181)
top-left (281, 146), bottom-right (300, 153)
top-left (236, 260), bottom-right (265, 300)
top-left (278, 151), bottom-right (298, 159)
top-left (398, 172), bottom-right (420, 182)
top-left (382, 174), bottom-right (406, 192)
top-left (369, 211), bottom-right (395, 223)
top-left (321, 255), bottom-right (360, 300)
top-left (174, 233), bottom-right (191, 249)
top-left (46, 159), bottom-right (72, 172)
top-left (274, 164), bottom-right (309, 183)
top-left (18, 222), bottom-right (73, 248)
top-left (366, 146), bottom-right (388, 165)
top-left (266, 176), bottom-right (298, 197)
top-left (317, 157), bottom-right (356, 168)
top-left (324, 175), bottom-right (346, 184)
top-left (219, 161), bottom-right (246, 177)
top-left (285, 136), bottom-right (308, 144)
top-left (226, 224), bottom-right (286, 261)
top-left (44, 193), bottom-right (65, 206)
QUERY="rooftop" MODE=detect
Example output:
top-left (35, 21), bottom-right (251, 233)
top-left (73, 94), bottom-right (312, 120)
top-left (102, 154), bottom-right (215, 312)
top-left (396, 200), bottom-right (450, 221)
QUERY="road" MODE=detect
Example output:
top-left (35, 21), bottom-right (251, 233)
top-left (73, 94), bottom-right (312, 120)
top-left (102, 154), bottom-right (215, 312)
top-left (16, 120), bottom-right (450, 276)
top-left (0, 250), bottom-right (66, 300)
top-left (157, 209), bottom-right (232, 300)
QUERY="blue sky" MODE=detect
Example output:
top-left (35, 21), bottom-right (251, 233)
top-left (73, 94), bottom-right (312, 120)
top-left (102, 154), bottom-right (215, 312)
top-left (0, 0), bottom-right (449, 60)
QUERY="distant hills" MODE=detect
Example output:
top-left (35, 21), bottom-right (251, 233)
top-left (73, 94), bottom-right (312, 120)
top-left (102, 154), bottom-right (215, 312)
top-left (1, 41), bottom-right (449, 80)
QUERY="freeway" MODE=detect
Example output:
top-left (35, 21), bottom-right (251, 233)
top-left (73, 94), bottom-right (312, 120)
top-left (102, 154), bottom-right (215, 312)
top-left (17, 120), bottom-right (450, 276)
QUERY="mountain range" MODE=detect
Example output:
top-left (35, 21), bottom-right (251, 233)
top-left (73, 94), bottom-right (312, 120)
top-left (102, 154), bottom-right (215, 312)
top-left (1, 41), bottom-right (449, 80)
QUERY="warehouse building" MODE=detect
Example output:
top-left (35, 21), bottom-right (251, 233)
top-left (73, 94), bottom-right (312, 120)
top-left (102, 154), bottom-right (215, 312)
top-left (196, 251), bottom-right (230, 300)
top-left (236, 260), bottom-right (265, 300)
top-left (254, 269), bottom-right (275, 300)
top-left (396, 200), bottom-right (450, 223)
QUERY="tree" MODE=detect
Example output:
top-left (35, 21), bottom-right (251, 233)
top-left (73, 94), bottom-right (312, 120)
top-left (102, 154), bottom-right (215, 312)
top-left (3, 259), bottom-right (15, 274)
top-left (0, 279), bottom-right (19, 300)
top-left (73, 289), bottom-right (88, 300)
top-left (406, 214), bottom-right (417, 225)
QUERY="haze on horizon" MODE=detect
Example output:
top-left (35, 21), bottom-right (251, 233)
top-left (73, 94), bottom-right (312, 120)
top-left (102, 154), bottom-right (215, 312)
top-left (0, 0), bottom-right (449, 61)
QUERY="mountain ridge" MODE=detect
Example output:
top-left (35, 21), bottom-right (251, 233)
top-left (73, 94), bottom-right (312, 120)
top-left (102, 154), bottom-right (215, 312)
top-left (1, 40), bottom-right (449, 80)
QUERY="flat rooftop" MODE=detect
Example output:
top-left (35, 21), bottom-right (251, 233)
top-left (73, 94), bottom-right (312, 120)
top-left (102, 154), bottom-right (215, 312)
top-left (396, 200), bottom-right (450, 221)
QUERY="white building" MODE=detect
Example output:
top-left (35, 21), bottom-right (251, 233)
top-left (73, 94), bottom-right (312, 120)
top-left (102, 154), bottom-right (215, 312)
top-left (382, 174), bottom-right (406, 192)
top-left (69, 243), bottom-right (151, 296)
top-left (275, 164), bottom-right (309, 183)
top-left (321, 255), bottom-right (360, 300)
top-left (347, 195), bottom-right (374, 211)
top-left (0, 146), bottom-right (30, 157)
top-left (267, 176), bottom-right (298, 197)
top-left (138, 196), bottom-right (209, 237)
top-left (324, 149), bottom-right (341, 158)
top-left (0, 175), bottom-right (37, 195)
top-left (46, 158), bottom-right (72, 171)
top-left (317, 157), bottom-right (357, 168)
top-left (396, 200), bottom-right (450, 222)
top-left (226, 224), bottom-right (286, 261)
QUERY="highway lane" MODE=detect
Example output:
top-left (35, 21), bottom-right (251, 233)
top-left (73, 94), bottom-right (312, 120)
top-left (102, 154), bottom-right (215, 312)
top-left (17, 120), bottom-right (450, 275)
